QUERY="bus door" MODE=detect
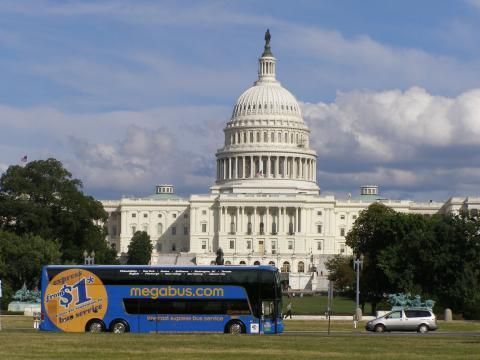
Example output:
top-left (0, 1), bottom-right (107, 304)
top-left (261, 300), bottom-right (276, 334)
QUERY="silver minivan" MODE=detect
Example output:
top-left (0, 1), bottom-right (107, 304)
top-left (365, 308), bottom-right (437, 333)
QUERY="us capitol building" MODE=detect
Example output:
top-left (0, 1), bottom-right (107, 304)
top-left (102, 31), bottom-right (480, 291)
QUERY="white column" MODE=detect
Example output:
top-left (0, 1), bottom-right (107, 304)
top-left (223, 207), bottom-right (227, 234)
top-left (242, 156), bottom-right (245, 178)
top-left (267, 156), bottom-right (271, 178)
top-left (239, 207), bottom-right (243, 234)
top-left (250, 156), bottom-right (254, 178)
top-left (280, 207), bottom-right (284, 234)
top-left (295, 207), bottom-right (298, 233)
top-left (253, 207), bottom-right (257, 235)
top-left (265, 207), bottom-right (269, 234)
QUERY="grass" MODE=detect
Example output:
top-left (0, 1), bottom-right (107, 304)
top-left (1, 316), bottom-right (479, 359)
top-left (282, 295), bottom-right (372, 315)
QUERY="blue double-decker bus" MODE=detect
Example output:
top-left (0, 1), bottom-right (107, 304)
top-left (40, 265), bottom-right (283, 334)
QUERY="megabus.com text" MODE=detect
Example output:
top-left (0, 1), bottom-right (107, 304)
top-left (130, 286), bottom-right (224, 299)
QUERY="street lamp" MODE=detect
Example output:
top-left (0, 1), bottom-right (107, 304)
top-left (353, 255), bottom-right (363, 322)
top-left (84, 250), bottom-right (95, 265)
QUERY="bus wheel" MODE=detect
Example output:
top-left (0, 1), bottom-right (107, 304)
top-left (226, 320), bottom-right (244, 334)
top-left (86, 319), bottom-right (105, 333)
top-left (110, 319), bottom-right (130, 334)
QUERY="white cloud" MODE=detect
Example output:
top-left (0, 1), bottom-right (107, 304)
top-left (303, 86), bottom-right (480, 198)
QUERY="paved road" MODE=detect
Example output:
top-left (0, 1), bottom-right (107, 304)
top-left (284, 330), bottom-right (480, 337)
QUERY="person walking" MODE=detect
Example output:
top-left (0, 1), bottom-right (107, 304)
top-left (284, 302), bottom-right (292, 319)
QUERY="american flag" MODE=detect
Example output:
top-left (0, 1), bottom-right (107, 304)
top-left (21, 155), bottom-right (27, 163)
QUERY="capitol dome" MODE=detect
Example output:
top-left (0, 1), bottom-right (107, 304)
top-left (232, 81), bottom-right (303, 122)
top-left (211, 30), bottom-right (320, 195)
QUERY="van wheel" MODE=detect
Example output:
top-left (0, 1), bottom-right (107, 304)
top-left (86, 319), bottom-right (105, 333)
top-left (374, 324), bottom-right (385, 333)
top-left (110, 319), bottom-right (130, 333)
top-left (418, 324), bottom-right (429, 334)
top-left (226, 320), bottom-right (244, 334)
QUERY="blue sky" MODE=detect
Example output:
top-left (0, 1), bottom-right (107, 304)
top-left (2, 0), bottom-right (480, 201)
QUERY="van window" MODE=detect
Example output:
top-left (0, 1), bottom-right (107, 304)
top-left (405, 310), bottom-right (431, 318)
top-left (386, 311), bottom-right (402, 319)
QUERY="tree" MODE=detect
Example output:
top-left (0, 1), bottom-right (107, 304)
top-left (346, 203), bottom-right (398, 313)
top-left (325, 255), bottom-right (355, 293)
top-left (0, 230), bottom-right (61, 307)
top-left (347, 202), bottom-right (480, 318)
top-left (0, 158), bottom-right (116, 264)
top-left (127, 231), bottom-right (153, 265)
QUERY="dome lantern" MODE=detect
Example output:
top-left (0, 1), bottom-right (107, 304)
top-left (257, 29), bottom-right (276, 84)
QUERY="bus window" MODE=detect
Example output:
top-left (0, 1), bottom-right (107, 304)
top-left (262, 301), bottom-right (274, 318)
top-left (123, 298), bottom-right (251, 315)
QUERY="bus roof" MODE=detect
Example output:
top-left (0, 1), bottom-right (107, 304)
top-left (42, 264), bottom-right (278, 272)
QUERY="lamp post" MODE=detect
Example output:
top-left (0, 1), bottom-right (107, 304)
top-left (353, 255), bottom-right (363, 324)
top-left (83, 250), bottom-right (95, 265)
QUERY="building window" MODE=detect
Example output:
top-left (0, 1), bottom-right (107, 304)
top-left (172, 213), bottom-right (177, 218)
top-left (259, 222), bottom-right (264, 235)
top-left (132, 213), bottom-right (136, 218)
top-left (225, 261), bottom-right (231, 265)
top-left (340, 215), bottom-right (345, 220)
top-left (352, 215), bottom-right (357, 220)
top-left (239, 260), bottom-right (246, 265)
top-left (247, 222), bottom-right (252, 235)
top-left (254, 260), bottom-right (261, 266)
top-left (201, 240), bottom-right (207, 250)
top-left (184, 226), bottom-right (188, 235)
top-left (317, 241), bottom-right (322, 251)
top-left (229, 240), bottom-right (235, 249)
top-left (288, 241), bottom-right (293, 250)
top-left (143, 213), bottom-right (148, 218)
top-left (340, 228), bottom-right (345, 237)
top-left (202, 210), bottom-right (207, 215)
top-left (201, 223), bottom-right (207, 233)
top-left (271, 241), bottom-right (276, 254)
top-left (340, 243), bottom-right (345, 254)
top-left (317, 211), bottom-right (322, 216)
top-left (298, 261), bottom-right (305, 273)
top-left (131, 226), bottom-right (136, 234)
top-left (172, 243), bottom-right (176, 251)
top-left (271, 222), bottom-right (277, 235)
top-left (172, 226), bottom-right (176, 236)
top-left (281, 261), bottom-right (290, 273)
top-left (158, 214), bottom-right (162, 218)
top-left (317, 224), bottom-right (322, 234)
top-left (246, 240), bottom-right (251, 250)
top-left (157, 223), bottom-right (163, 235)
top-left (268, 261), bottom-right (275, 267)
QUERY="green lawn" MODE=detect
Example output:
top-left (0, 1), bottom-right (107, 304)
top-left (1, 316), bottom-right (479, 359)
top-left (282, 295), bottom-right (372, 315)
